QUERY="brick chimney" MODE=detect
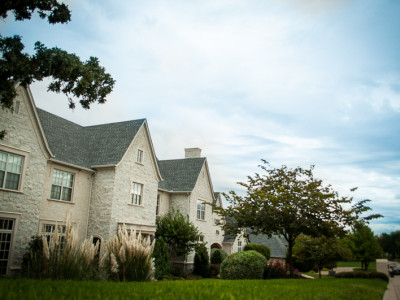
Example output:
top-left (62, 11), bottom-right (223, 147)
top-left (185, 148), bottom-right (202, 158)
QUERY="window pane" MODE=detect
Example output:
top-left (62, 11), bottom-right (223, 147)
top-left (4, 173), bottom-right (20, 190)
top-left (52, 170), bottom-right (63, 185)
top-left (51, 185), bottom-right (61, 199)
top-left (0, 152), bottom-right (7, 171)
top-left (63, 173), bottom-right (74, 188)
top-left (61, 187), bottom-right (72, 201)
top-left (0, 171), bottom-right (4, 188)
top-left (7, 154), bottom-right (23, 173)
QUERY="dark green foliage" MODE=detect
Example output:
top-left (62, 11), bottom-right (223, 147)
top-left (378, 231), bottom-right (400, 259)
top-left (155, 210), bottom-right (199, 258)
top-left (215, 162), bottom-right (382, 277)
top-left (193, 243), bottom-right (210, 277)
top-left (0, 1), bottom-right (115, 121)
top-left (220, 250), bottom-right (266, 280)
top-left (152, 238), bottom-right (170, 280)
top-left (0, 36), bottom-right (115, 110)
top-left (210, 249), bottom-right (228, 264)
top-left (0, 0), bottom-right (71, 24)
top-left (244, 244), bottom-right (271, 260)
top-left (21, 235), bottom-right (44, 278)
top-left (349, 224), bottom-right (382, 271)
top-left (335, 271), bottom-right (388, 282)
top-left (209, 264), bottom-right (221, 277)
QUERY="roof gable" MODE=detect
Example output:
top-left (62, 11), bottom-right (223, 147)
top-left (36, 108), bottom-right (145, 169)
top-left (158, 157), bottom-right (206, 192)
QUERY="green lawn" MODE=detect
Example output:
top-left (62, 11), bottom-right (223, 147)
top-left (337, 261), bottom-right (376, 270)
top-left (0, 278), bottom-right (387, 300)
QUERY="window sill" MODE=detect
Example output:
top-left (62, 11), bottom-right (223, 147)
top-left (0, 188), bottom-right (24, 194)
top-left (196, 219), bottom-right (207, 222)
top-left (47, 198), bottom-right (75, 205)
top-left (135, 162), bottom-right (144, 166)
top-left (128, 203), bottom-right (144, 208)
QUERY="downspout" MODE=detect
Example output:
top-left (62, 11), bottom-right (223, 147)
top-left (85, 171), bottom-right (96, 238)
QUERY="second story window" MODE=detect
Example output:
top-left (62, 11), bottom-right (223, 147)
top-left (50, 170), bottom-right (74, 201)
top-left (238, 240), bottom-right (242, 252)
top-left (0, 151), bottom-right (24, 191)
top-left (131, 182), bottom-right (143, 205)
top-left (137, 150), bottom-right (143, 163)
top-left (156, 194), bottom-right (160, 216)
top-left (197, 200), bottom-right (205, 220)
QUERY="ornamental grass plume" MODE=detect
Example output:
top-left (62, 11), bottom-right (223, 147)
top-left (101, 225), bottom-right (155, 281)
top-left (23, 215), bottom-right (101, 280)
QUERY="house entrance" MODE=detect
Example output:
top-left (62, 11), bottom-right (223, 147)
top-left (0, 218), bottom-right (14, 275)
top-left (210, 243), bottom-right (222, 250)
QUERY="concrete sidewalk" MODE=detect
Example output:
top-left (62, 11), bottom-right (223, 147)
top-left (384, 276), bottom-right (400, 300)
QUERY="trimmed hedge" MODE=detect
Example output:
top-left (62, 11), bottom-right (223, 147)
top-left (210, 249), bottom-right (228, 264)
top-left (243, 244), bottom-right (271, 260)
top-left (335, 271), bottom-right (388, 282)
top-left (220, 250), bottom-right (266, 280)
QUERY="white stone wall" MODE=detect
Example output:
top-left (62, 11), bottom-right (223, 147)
top-left (157, 191), bottom-right (170, 216)
top-left (87, 167), bottom-right (116, 241)
top-left (39, 162), bottom-right (93, 242)
top-left (88, 125), bottom-right (161, 243)
top-left (0, 87), bottom-right (48, 272)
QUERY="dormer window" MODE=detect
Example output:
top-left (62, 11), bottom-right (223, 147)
top-left (137, 150), bottom-right (143, 163)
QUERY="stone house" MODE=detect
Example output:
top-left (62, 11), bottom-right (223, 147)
top-left (0, 85), bottom-right (244, 275)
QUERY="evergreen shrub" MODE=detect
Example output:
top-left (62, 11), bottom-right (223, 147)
top-left (193, 243), bottom-right (210, 277)
top-left (220, 250), bottom-right (266, 280)
top-left (210, 249), bottom-right (228, 264)
top-left (244, 243), bottom-right (271, 260)
top-left (152, 237), bottom-right (170, 280)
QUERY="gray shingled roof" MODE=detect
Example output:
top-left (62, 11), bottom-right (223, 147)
top-left (37, 108), bottom-right (145, 169)
top-left (247, 232), bottom-right (288, 258)
top-left (158, 158), bottom-right (206, 192)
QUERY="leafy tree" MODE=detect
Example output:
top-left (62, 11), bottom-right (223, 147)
top-left (349, 223), bottom-right (382, 271)
top-left (378, 231), bottom-right (400, 259)
top-left (193, 243), bottom-right (210, 277)
top-left (293, 235), bottom-right (351, 278)
top-left (152, 237), bottom-right (170, 280)
top-left (155, 210), bottom-right (199, 259)
top-left (0, 1), bottom-right (115, 137)
top-left (215, 161), bottom-right (382, 276)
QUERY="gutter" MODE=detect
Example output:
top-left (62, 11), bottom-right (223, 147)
top-left (49, 158), bottom-right (95, 173)
top-left (85, 171), bottom-right (95, 238)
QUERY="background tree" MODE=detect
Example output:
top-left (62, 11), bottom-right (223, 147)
top-left (155, 210), bottom-right (199, 259)
top-left (349, 223), bottom-right (382, 271)
top-left (292, 235), bottom-right (351, 278)
top-left (215, 161), bottom-right (382, 277)
top-left (0, 1), bottom-right (115, 137)
top-left (378, 231), bottom-right (400, 259)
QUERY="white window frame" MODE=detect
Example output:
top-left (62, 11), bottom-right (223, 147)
top-left (156, 194), bottom-right (160, 216)
top-left (137, 149), bottom-right (143, 163)
top-left (50, 169), bottom-right (74, 202)
top-left (197, 200), bottom-right (205, 220)
top-left (0, 150), bottom-right (24, 192)
top-left (131, 182), bottom-right (143, 205)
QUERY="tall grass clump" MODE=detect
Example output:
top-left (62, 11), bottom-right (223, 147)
top-left (22, 216), bottom-right (100, 280)
top-left (101, 226), bottom-right (155, 281)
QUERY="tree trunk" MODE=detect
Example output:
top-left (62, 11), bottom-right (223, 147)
top-left (364, 260), bottom-right (369, 271)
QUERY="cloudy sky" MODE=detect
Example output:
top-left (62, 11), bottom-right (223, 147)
top-left (2, 0), bottom-right (399, 234)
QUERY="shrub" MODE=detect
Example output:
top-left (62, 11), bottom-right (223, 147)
top-left (335, 271), bottom-right (389, 282)
top-left (244, 244), bottom-right (271, 260)
top-left (152, 237), bottom-right (170, 280)
top-left (264, 259), bottom-right (289, 279)
top-left (209, 264), bottom-right (221, 277)
top-left (193, 243), bottom-right (210, 277)
top-left (210, 249), bottom-right (228, 264)
top-left (21, 235), bottom-right (44, 278)
top-left (101, 226), bottom-right (155, 281)
top-left (220, 250), bottom-right (266, 280)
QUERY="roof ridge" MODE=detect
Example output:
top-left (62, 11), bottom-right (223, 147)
top-left (85, 118), bottom-right (146, 129)
top-left (158, 157), bottom-right (206, 162)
